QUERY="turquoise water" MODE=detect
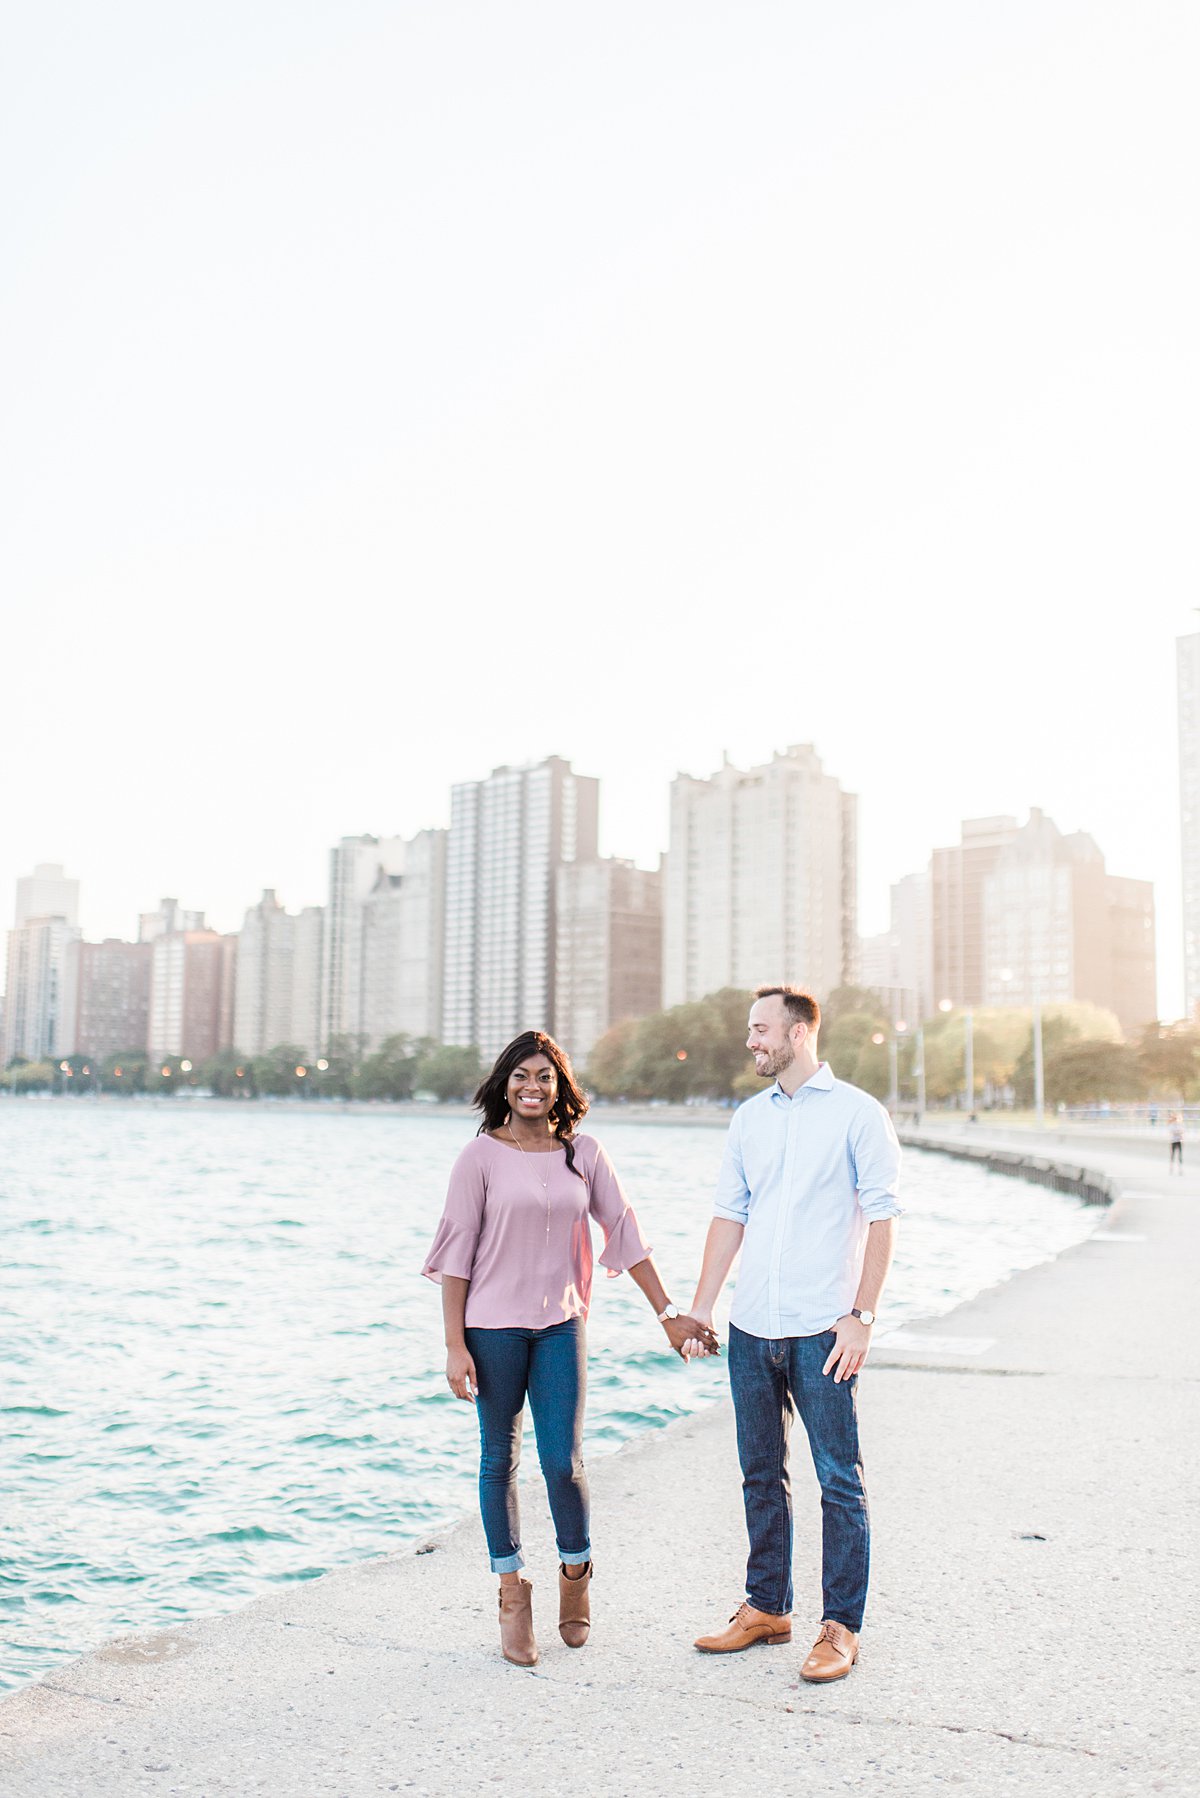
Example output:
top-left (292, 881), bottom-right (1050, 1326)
top-left (0, 1102), bottom-right (1095, 1690)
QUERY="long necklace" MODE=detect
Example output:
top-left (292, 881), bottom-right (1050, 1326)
top-left (507, 1123), bottom-right (554, 1242)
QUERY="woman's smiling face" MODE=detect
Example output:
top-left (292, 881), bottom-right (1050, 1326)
top-left (506, 1053), bottom-right (558, 1123)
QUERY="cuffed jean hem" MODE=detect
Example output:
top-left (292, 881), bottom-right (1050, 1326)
top-left (824, 1611), bottom-right (864, 1633)
top-left (559, 1545), bottom-right (591, 1566)
top-left (489, 1550), bottom-right (525, 1574)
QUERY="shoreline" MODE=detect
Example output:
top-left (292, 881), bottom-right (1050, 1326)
top-left (1, 1125), bottom-right (1194, 1794)
top-left (0, 1092), bottom-right (737, 1126)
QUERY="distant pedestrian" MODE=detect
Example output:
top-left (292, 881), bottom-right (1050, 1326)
top-left (422, 1030), bottom-right (716, 1667)
top-left (1168, 1113), bottom-right (1184, 1173)
top-left (685, 985), bottom-right (901, 1684)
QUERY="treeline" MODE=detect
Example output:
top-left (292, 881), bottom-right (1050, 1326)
top-left (0, 1036), bottom-right (484, 1101)
top-left (7, 994), bottom-right (1197, 1107)
top-left (585, 988), bottom-right (1200, 1106)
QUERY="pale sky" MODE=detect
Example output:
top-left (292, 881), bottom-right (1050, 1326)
top-left (3, 2), bottom-right (1197, 1016)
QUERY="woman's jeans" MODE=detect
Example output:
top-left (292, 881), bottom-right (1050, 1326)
top-left (464, 1318), bottom-right (590, 1574)
top-left (728, 1323), bottom-right (870, 1632)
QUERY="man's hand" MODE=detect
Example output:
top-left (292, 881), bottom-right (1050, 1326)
top-left (662, 1314), bottom-right (719, 1361)
top-left (676, 1310), bottom-right (719, 1362)
top-left (822, 1314), bottom-right (871, 1383)
top-left (446, 1344), bottom-right (478, 1401)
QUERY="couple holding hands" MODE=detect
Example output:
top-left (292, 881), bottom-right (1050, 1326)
top-left (422, 985), bottom-right (902, 1680)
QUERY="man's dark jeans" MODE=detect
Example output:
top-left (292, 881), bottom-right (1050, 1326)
top-left (728, 1322), bottom-right (870, 1631)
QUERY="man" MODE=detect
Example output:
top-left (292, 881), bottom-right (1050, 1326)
top-left (687, 985), bottom-right (901, 1682)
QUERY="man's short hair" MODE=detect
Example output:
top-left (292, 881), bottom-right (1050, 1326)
top-left (753, 985), bottom-right (821, 1032)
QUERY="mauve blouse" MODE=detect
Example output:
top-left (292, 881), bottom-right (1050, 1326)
top-left (421, 1132), bottom-right (652, 1329)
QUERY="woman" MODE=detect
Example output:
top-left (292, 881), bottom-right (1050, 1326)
top-left (422, 1030), bottom-right (717, 1667)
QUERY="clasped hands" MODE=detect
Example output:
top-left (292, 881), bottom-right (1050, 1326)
top-left (663, 1312), bottom-right (719, 1363)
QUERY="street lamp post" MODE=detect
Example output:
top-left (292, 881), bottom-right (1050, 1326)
top-left (939, 998), bottom-right (976, 1117)
top-left (999, 966), bottom-right (1044, 1126)
top-left (965, 1008), bottom-right (975, 1117)
top-left (1032, 982), bottom-right (1045, 1128)
top-left (894, 1020), bottom-right (908, 1114)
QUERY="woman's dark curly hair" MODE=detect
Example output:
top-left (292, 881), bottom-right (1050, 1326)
top-left (474, 1030), bottom-right (589, 1178)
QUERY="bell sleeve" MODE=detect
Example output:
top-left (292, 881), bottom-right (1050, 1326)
top-left (587, 1142), bottom-right (652, 1277)
top-left (421, 1142), bottom-right (487, 1284)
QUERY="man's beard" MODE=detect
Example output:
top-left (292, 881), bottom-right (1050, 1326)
top-left (756, 1041), bottom-right (794, 1080)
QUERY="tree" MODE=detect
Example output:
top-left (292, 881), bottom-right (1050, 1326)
top-left (147, 1056), bottom-right (189, 1094)
top-left (312, 1035), bottom-right (364, 1099)
top-left (1045, 1041), bottom-right (1146, 1105)
top-left (0, 1059), bottom-right (54, 1092)
top-left (353, 1035), bottom-right (421, 1101)
top-left (99, 1052), bottom-right (148, 1094)
top-left (416, 1044), bottom-right (483, 1101)
top-left (822, 1005), bottom-right (890, 1099)
top-left (584, 1017), bottom-right (641, 1098)
top-left (199, 1048), bottom-right (257, 1097)
top-left (57, 1054), bottom-right (99, 1094)
top-left (252, 1043), bottom-right (314, 1097)
top-left (1136, 1024), bottom-right (1200, 1101)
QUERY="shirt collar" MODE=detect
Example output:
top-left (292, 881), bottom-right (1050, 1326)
top-left (770, 1061), bottom-right (834, 1102)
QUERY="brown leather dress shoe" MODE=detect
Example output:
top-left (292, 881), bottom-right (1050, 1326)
top-left (800, 1618), bottom-right (859, 1682)
top-left (694, 1601), bottom-right (792, 1653)
top-left (558, 1562), bottom-right (592, 1647)
top-left (498, 1577), bottom-right (538, 1666)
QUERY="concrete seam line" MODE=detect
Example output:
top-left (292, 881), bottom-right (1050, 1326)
top-left (15, 1685), bottom-right (137, 1709)
top-left (594, 1680), bottom-right (1111, 1761)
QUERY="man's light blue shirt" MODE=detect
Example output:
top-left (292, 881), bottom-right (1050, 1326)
top-left (713, 1062), bottom-right (902, 1340)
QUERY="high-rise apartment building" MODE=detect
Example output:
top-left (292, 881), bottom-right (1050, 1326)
top-left (320, 835), bottom-right (408, 1048)
top-left (320, 831), bottom-right (446, 1051)
top-left (148, 930), bottom-right (237, 1063)
top-left (860, 870), bottom-right (932, 1024)
top-left (360, 830), bottom-right (447, 1048)
top-left (61, 939), bottom-right (153, 1060)
top-left (663, 746), bottom-right (857, 1008)
top-left (979, 809), bottom-right (1156, 1032)
top-left (1106, 876), bottom-right (1157, 1036)
top-left (4, 918), bottom-right (81, 1063)
top-left (443, 757), bottom-right (599, 1056)
top-left (235, 891), bottom-right (298, 1057)
top-left (290, 906), bottom-right (324, 1060)
top-left (555, 858), bottom-right (663, 1064)
top-left (929, 817), bottom-right (1020, 1008)
top-left (138, 898), bottom-right (204, 943)
top-left (3, 864), bottom-right (82, 1064)
top-left (1178, 632), bottom-right (1200, 1016)
top-left (15, 864), bottom-right (80, 930)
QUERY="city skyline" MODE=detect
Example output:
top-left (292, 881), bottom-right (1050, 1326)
top-left (4, 5), bottom-right (1197, 1018)
top-left (2, 744), bottom-right (1178, 1023)
top-left (4, 757), bottom-right (1162, 1069)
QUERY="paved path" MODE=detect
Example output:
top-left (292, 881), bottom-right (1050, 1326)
top-left (2, 1133), bottom-right (1197, 1796)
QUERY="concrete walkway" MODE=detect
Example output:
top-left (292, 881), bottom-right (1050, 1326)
top-left (2, 1133), bottom-right (1197, 1797)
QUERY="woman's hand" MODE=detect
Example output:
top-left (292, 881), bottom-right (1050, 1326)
top-left (680, 1308), bottom-right (718, 1361)
top-left (662, 1314), bottom-right (719, 1361)
top-left (446, 1344), bottom-right (478, 1401)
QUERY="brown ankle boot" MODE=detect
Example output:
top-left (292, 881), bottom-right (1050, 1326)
top-left (498, 1577), bottom-right (538, 1666)
top-left (558, 1562), bottom-right (592, 1647)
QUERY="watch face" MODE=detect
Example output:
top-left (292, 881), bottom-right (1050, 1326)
top-left (858, 1309), bottom-right (875, 1326)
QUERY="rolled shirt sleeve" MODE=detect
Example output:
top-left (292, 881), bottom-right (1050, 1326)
top-left (850, 1101), bottom-right (903, 1222)
top-left (421, 1142), bottom-right (486, 1283)
top-left (712, 1114), bottom-right (750, 1224)
top-left (588, 1143), bottom-right (652, 1276)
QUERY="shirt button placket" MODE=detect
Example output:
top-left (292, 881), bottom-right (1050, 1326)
top-left (768, 1100), bottom-right (798, 1338)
